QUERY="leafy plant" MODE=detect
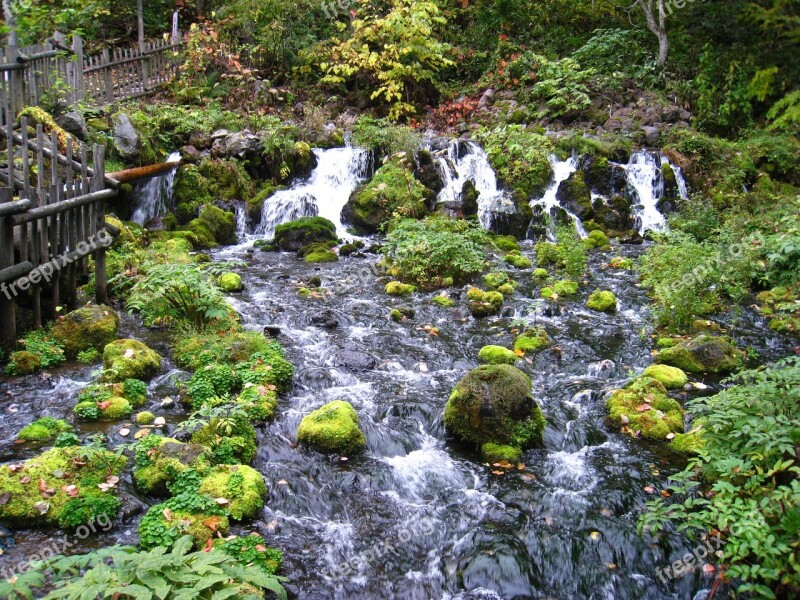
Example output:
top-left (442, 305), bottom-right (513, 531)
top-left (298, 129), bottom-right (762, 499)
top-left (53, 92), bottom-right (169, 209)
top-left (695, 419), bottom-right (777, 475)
top-left (554, 224), bottom-right (588, 280)
top-left (217, 534), bottom-right (283, 574)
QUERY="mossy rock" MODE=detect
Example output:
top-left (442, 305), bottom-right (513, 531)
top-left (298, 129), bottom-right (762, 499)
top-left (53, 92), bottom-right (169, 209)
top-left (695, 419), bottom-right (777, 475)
top-left (184, 205), bottom-right (237, 248)
top-left (136, 411), bottom-right (156, 425)
top-left (535, 241), bottom-right (559, 266)
top-left (432, 295), bottom-right (456, 308)
top-left (670, 429), bottom-right (704, 454)
top-left (234, 384), bottom-right (279, 422)
top-left (198, 465), bottom-right (267, 520)
top-left (247, 183), bottom-right (280, 221)
top-left (656, 337), bottom-right (677, 349)
top-left (606, 377), bottom-right (684, 440)
top-left (342, 156), bottom-right (431, 233)
top-left (134, 437), bottom-right (210, 495)
top-left (514, 327), bottom-right (551, 353)
top-left (98, 397), bottom-right (132, 420)
top-left (533, 268), bottom-right (548, 280)
top-left (553, 280), bottom-right (579, 296)
top-left (444, 364), bottom-right (544, 448)
top-left (0, 446), bottom-right (126, 527)
top-left (339, 243), bottom-right (359, 256)
top-left (218, 272), bottom-right (243, 292)
top-left (6, 350), bottom-right (41, 375)
top-left (494, 236), bottom-right (521, 253)
top-left (16, 417), bottom-right (72, 442)
top-left (297, 400), bottom-right (366, 455)
top-left (274, 217), bottom-right (337, 252)
top-left (583, 229), bottom-right (610, 250)
top-left (656, 334), bottom-right (744, 374)
top-left (503, 252), bottom-right (532, 269)
top-left (481, 443), bottom-right (523, 463)
top-left (466, 288), bottom-right (504, 318)
top-left (642, 365), bottom-right (688, 389)
top-left (478, 345), bottom-right (518, 365)
top-left (586, 289), bottom-right (617, 312)
top-left (191, 418), bottom-right (257, 465)
top-left (51, 305), bottom-right (120, 358)
top-left (385, 281), bottom-right (417, 296)
top-left (304, 249), bottom-right (338, 263)
top-left (483, 272), bottom-right (513, 291)
top-left (139, 504), bottom-right (230, 550)
top-left (101, 339), bottom-right (162, 382)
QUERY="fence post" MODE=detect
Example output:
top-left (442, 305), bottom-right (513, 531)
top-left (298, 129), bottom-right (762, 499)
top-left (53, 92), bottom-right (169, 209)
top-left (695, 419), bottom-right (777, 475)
top-left (93, 145), bottom-right (107, 305)
top-left (140, 41), bottom-right (149, 92)
top-left (0, 187), bottom-right (17, 348)
top-left (102, 48), bottom-right (113, 103)
top-left (71, 34), bottom-right (85, 103)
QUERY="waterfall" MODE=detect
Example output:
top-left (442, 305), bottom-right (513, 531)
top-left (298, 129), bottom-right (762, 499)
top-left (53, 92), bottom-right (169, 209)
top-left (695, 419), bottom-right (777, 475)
top-left (621, 150), bottom-right (688, 235)
top-left (529, 154), bottom-right (587, 239)
top-left (130, 151), bottom-right (181, 226)
top-left (433, 140), bottom-right (512, 230)
top-left (235, 202), bottom-right (249, 238)
top-left (255, 146), bottom-right (371, 239)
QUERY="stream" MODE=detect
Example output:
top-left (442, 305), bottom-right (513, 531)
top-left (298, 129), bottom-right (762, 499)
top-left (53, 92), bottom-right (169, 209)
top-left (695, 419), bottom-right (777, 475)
top-left (0, 140), bottom-right (794, 599)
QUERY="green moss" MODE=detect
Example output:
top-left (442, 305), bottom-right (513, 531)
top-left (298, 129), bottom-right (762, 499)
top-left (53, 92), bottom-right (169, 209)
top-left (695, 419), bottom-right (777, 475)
top-left (198, 465), bottom-right (267, 520)
top-left (74, 401), bottom-right (99, 420)
top-left (5, 350), bottom-right (41, 375)
top-left (234, 384), bottom-right (278, 422)
top-left (504, 252), bottom-right (533, 269)
top-left (642, 365), bottom-right (688, 389)
top-left (191, 418), bottom-right (257, 465)
top-left (339, 243), bottom-right (359, 256)
top-left (385, 281), bottom-right (417, 296)
top-left (17, 417), bottom-right (72, 442)
top-left (297, 400), bottom-right (367, 455)
top-left (540, 287), bottom-right (555, 300)
top-left (99, 396), bottom-right (132, 420)
top-left (483, 271), bottom-right (513, 291)
top-left (432, 295), bottom-right (455, 307)
top-left (478, 345), bottom-right (518, 365)
top-left (477, 126), bottom-right (554, 197)
top-left (609, 256), bottom-right (634, 270)
top-left (344, 156), bottom-right (430, 233)
top-left (656, 334), bottom-right (744, 374)
top-left (136, 411), bottom-right (156, 425)
top-left (497, 283), bottom-right (515, 295)
top-left (139, 500), bottom-right (229, 550)
top-left (274, 217), bottom-right (337, 251)
top-left (444, 364), bottom-right (544, 447)
top-left (466, 287), bottom-right (504, 318)
top-left (656, 337), bottom-right (677, 349)
top-left (184, 205), bottom-right (237, 248)
top-left (553, 280), bottom-right (579, 296)
top-left (304, 249), bottom-right (338, 263)
top-left (0, 446), bottom-right (126, 527)
top-left (513, 327), bottom-right (551, 353)
top-left (583, 229), bottom-right (610, 250)
top-left (670, 430), bottom-right (704, 454)
top-left (101, 339), bottom-right (162, 382)
top-left (51, 305), bottom-right (120, 358)
top-left (533, 268), bottom-right (549, 279)
top-left (535, 241), bottom-right (559, 266)
top-left (586, 289), bottom-right (617, 312)
top-left (218, 272), bottom-right (243, 292)
top-left (481, 443), bottom-right (522, 462)
top-left (606, 377), bottom-right (684, 440)
top-left (494, 236), bottom-right (521, 252)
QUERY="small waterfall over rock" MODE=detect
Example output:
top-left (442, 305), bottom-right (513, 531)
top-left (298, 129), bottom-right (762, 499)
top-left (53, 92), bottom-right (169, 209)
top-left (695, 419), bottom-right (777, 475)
top-left (529, 154), bottom-right (587, 239)
top-left (130, 152), bottom-right (181, 226)
top-left (234, 202), bottom-right (249, 238)
top-left (255, 146), bottom-right (371, 239)
top-left (620, 150), bottom-right (688, 234)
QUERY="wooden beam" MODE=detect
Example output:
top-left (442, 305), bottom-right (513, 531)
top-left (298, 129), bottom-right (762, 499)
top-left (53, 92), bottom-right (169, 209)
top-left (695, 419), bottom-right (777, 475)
top-left (0, 198), bottom-right (31, 216)
top-left (11, 188), bottom-right (116, 225)
top-left (106, 160), bottom-right (180, 184)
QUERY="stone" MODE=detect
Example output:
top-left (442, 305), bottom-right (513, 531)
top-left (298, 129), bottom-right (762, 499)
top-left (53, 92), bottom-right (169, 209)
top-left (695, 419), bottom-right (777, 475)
top-left (223, 130), bottom-right (262, 158)
top-left (656, 334), bottom-right (744, 374)
top-left (51, 304), bottom-right (119, 358)
top-left (56, 111), bottom-right (88, 140)
top-left (332, 349), bottom-right (379, 371)
top-left (101, 339), bottom-right (162, 382)
top-left (297, 400), bottom-right (366, 455)
top-left (641, 126), bottom-right (660, 145)
top-left (112, 113), bottom-right (141, 161)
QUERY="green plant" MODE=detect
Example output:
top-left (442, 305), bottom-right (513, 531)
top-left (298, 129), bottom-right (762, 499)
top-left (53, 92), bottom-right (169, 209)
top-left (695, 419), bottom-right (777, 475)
top-left (217, 534), bottom-right (283, 574)
top-left (477, 125), bottom-right (554, 197)
top-left (554, 224), bottom-right (587, 280)
top-left (640, 357), bottom-right (800, 597)
top-left (351, 116), bottom-right (421, 156)
top-left (187, 364), bottom-right (240, 410)
top-left (76, 348), bottom-right (102, 364)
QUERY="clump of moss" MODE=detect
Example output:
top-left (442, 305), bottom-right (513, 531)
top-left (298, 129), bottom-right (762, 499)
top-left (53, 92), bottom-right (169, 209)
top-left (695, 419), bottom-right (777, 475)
top-left (514, 327), bottom-right (551, 353)
top-left (444, 364), bottom-right (545, 449)
top-left (234, 384), bottom-right (279, 422)
top-left (478, 345), bottom-right (518, 365)
top-left (535, 242), bottom-right (559, 266)
top-left (670, 429), bottom-right (704, 454)
top-left (504, 252), bottom-right (532, 269)
top-left (5, 350), bottom-right (41, 375)
top-left (99, 397), bottom-right (132, 420)
top-left (432, 294), bottom-right (455, 307)
top-left (483, 272), bottom-right (514, 291)
top-left (609, 256), bottom-right (634, 270)
top-left (553, 280), bottom-right (579, 296)
top-left (466, 287), bottom-right (504, 318)
top-left (385, 281), bottom-right (417, 296)
top-left (218, 272), bottom-right (243, 292)
top-left (184, 205), bottom-right (237, 248)
top-left (656, 334), bottom-right (744, 374)
top-left (494, 236), bottom-right (521, 252)
top-left (16, 417), bottom-right (72, 442)
top-left (642, 364), bottom-right (688, 389)
top-left (138, 495), bottom-right (229, 550)
top-left (586, 289), bottom-right (617, 312)
top-left (136, 411), bottom-right (156, 425)
top-left (101, 339), bottom-right (162, 382)
top-left (481, 443), bottom-right (522, 463)
top-left (274, 216), bottom-right (337, 252)
top-left (51, 305), bottom-right (120, 358)
top-left (304, 248), bottom-right (338, 263)
top-left (533, 268), bottom-right (549, 280)
top-left (191, 417), bottom-right (258, 465)
top-left (297, 400), bottom-right (366, 455)
top-left (134, 437), bottom-right (210, 495)
top-left (390, 307), bottom-right (415, 322)
top-left (606, 377), bottom-right (684, 440)
top-left (198, 465), bottom-right (267, 520)
top-left (583, 229), bottom-right (610, 250)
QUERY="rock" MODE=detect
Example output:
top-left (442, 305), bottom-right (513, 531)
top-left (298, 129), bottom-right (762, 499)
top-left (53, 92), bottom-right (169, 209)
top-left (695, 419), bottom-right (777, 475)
top-left (180, 145), bottom-right (201, 162)
top-left (513, 327), bottom-right (551, 353)
top-left (606, 377), bottom-right (684, 440)
top-left (56, 111), bottom-right (88, 140)
top-left (218, 272), bottom-right (243, 292)
top-left (198, 465), bottom-right (267, 520)
top-left (332, 349), bottom-right (379, 371)
top-left (385, 281), bottom-right (416, 296)
top-left (641, 126), bottom-right (660, 145)
top-left (101, 339), bottom-right (162, 382)
top-left (112, 113), bottom-right (141, 161)
top-left (134, 438), bottom-right (205, 494)
top-left (274, 217), bottom-right (337, 251)
top-left (477, 345), bottom-right (518, 365)
top-left (297, 400), bottom-right (366, 455)
top-left (188, 131), bottom-right (212, 149)
top-left (444, 364), bottom-right (545, 448)
top-left (263, 325), bottom-right (282, 337)
top-left (466, 287), bottom-right (504, 318)
top-left (477, 88), bottom-right (495, 110)
top-left (153, 416), bottom-right (166, 427)
top-left (586, 289), bottom-right (617, 312)
top-left (184, 205), bottom-right (238, 248)
top-left (310, 309), bottom-right (341, 329)
top-left (556, 171), bottom-right (593, 219)
top-left (413, 149), bottom-right (445, 197)
top-left (642, 365), bottom-right (688, 389)
top-left (656, 334), bottom-right (744, 374)
top-left (223, 130), bottom-right (262, 158)
top-left (51, 304), bottom-right (119, 358)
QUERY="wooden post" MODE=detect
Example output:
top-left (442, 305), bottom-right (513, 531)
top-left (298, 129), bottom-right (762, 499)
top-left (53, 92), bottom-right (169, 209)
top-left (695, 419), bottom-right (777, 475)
top-left (102, 48), bottom-right (113, 103)
top-left (0, 187), bottom-right (16, 348)
top-left (71, 34), bottom-right (85, 103)
top-left (93, 144), bottom-right (107, 305)
top-left (140, 41), bottom-right (149, 92)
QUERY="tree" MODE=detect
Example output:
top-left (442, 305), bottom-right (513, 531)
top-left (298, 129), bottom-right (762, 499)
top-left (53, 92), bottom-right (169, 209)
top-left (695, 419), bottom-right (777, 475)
top-left (137, 0), bottom-right (144, 44)
top-left (630, 0), bottom-right (669, 66)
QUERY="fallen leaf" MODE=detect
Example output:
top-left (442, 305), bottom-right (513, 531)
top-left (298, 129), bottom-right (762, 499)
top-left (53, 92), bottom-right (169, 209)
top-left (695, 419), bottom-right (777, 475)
top-left (202, 538), bottom-right (214, 552)
top-left (590, 531), bottom-right (601, 540)
top-left (666, 433), bottom-right (676, 440)
top-left (256, 544), bottom-right (268, 552)
top-left (635, 404), bottom-right (652, 412)
top-left (163, 508), bottom-right (173, 522)
top-left (620, 414), bottom-right (630, 425)
top-left (38, 478), bottom-right (48, 493)
top-left (215, 498), bottom-right (229, 506)
top-left (106, 476), bottom-right (120, 486)
top-left (34, 501), bottom-right (49, 515)
top-left (0, 492), bottom-right (10, 505)
top-left (20, 476), bottom-right (30, 484)
top-left (204, 516), bottom-right (221, 531)
top-left (491, 470), bottom-right (505, 476)
top-left (63, 485), bottom-right (79, 497)
top-left (660, 490), bottom-right (671, 498)
top-left (277, 479), bottom-right (288, 485)
top-left (514, 348), bottom-right (525, 357)
top-left (702, 564), bottom-right (715, 573)
top-left (97, 400), bottom-right (111, 410)
top-left (119, 428), bottom-right (130, 437)
top-left (123, 348), bottom-right (135, 358)
top-left (519, 473), bottom-right (536, 482)
top-left (644, 485), bottom-right (656, 494)
top-left (606, 563), bottom-right (617, 570)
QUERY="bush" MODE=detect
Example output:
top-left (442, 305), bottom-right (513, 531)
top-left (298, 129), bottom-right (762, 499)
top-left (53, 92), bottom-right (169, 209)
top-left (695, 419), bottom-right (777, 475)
top-left (477, 125), bottom-right (554, 198)
top-left (381, 217), bottom-right (490, 289)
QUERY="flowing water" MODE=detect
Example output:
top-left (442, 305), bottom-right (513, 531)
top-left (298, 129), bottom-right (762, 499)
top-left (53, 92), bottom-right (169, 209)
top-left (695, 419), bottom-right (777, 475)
top-left (0, 140), bottom-right (791, 599)
top-left (619, 151), bottom-right (688, 235)
top-left (130, 151), bottom-right (182, 226)
top-left (529, 155), bottom-right (587, 240)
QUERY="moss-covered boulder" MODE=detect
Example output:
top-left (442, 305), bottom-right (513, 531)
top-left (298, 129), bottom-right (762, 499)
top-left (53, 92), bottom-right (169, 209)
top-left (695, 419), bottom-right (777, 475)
top-left (218, 272), bottom-right (243, 292)
top-left (483, 272), bottom-right (514, 291)
top-left (102, 339), bottom-right (162, 382)
top-left (669, 429), bottom-right (704, 454)
top-left (504, 252), bottom-right (533, 269)
top-left (432, 294), bottom-right (456, 308)
top-left (98, 396), bottom-right (132, 420)
top-left (385, 281), bottom-right (417, 296)
top-left (16, 417), bottom-right (72, 442)
top-left (274, 216), bottom-right (337, 252)
top-left (233, 384), bottom-right (279, 422)
top-left (198, 465), bottom-right (267, 520)
top-left (553, 280), bottom-right (579, 296)
top-left (478, 345), bottom-right (518, 365)
top-left (466, 287), bottom-right (504, 318)
top-left (606, 377), bottom-right (684, 440)
top-left (481, 443), bottom-right (523, 463)
top-left (134, 437), bottom-right (210, 495)
top-left (136, 411), bottom-right (156, 425)
top-left (5, 350), bottom-right (41, 375)
top-left (297, 400), bottom-right (366, 455)
top-left (642, 365), bottom-right (688, 389)
top-left (586, 289), bottom-right (617, 312)
top-left (513, 327), bottom-right (551, 353)
top-left (494, 235), bottom-right (521, 253)
top-left (0, 446), bottom-right (127, 528)
top-left (342, 156), bottom-right (431, 233)
top-left (556, 171), bottom-right (593, 220)
top-left (444, 365), bottom-right (545, 448)
top-left (583, 229), bottom-right (610, 250)
top-left (656, 334), bottom-right (745, 374)
top-left (533, 268), bottom-right (548, 280)
top-left (51, 305), bottom-right (119, 358)
top-left (184, 205), bottom-right (237, 248)
top-left (191, 417), bottom-right (258, 465)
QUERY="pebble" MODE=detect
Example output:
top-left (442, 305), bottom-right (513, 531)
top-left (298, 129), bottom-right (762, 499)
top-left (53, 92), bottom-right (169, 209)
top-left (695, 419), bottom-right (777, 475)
top-left (153, 417), bottom-right (166, 427)
top-left (161, 397), bottom-right (174, 407)
top-left (692, 382), bottom-right (710, 390)
top-left (119, 427), bottom-right (130, 437)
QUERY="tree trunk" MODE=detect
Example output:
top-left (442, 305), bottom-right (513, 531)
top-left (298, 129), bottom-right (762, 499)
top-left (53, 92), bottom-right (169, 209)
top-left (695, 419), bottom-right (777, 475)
top-left (136, 0), bottom-right (145, 45)
top-left (636, 0), bottom-right (670, 66)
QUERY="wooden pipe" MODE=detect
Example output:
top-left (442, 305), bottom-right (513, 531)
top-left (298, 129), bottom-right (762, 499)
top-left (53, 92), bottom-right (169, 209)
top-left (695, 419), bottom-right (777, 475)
top-left (106, 160), bottom-right (180, 184)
